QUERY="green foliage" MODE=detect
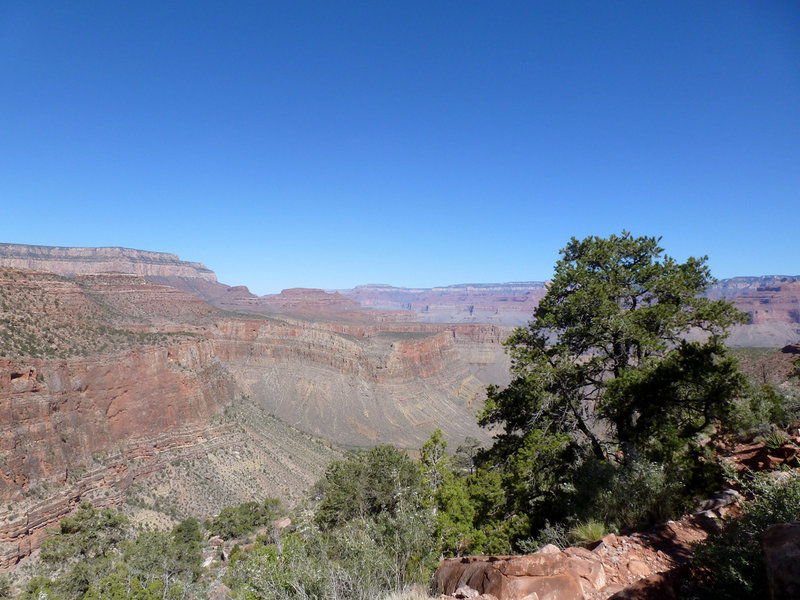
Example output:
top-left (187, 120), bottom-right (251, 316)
top-left (23, 504), bottom-right (204, 600)
top-left (477, 233), bottom-right (747, 545)
top-left (230, 512), bottom-right (438, 600)
top-left (567, 520), bottom-right (607, 546)
top-left (761, 430), bottom-right (788, 451)
top-left (34, 503), bottom-right (130, 598)
top-left (420, 429), bottom-right (450, 500)
top-left (315, 445), bottom-right (426, 530)
top-left (0, 575), bottom-right (12, 599)
top-left (207, 497), bottom-right (283, 539)
top-left (730, 384), bottom-right (800, 439)
top-left (682, 472), bottom-right (800, 599)
top-left (229, 446), bottom-right (439, 600)
top-left (452, 437), bottom-right (482, 475)
top-left (568, 456), bottom-right (691, 532)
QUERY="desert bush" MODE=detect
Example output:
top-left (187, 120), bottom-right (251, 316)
top-left (207, 497), bottom-right (284, 539)
top-left (229, 513), bottom-right (437, 600)
top-left (730, 384), bottom-right (800, 439)
top-left (568, 455), bottom-right (692, 533)
top-left (682, 471), bottom-right (800, 599)
top-left (315, 445), bottom-right (426, 530)
top-left (22, 505), bottom-right (204, 600)
top-left (0, 576), bottom-right (12, 599)
top-left (517, 521), bottom-right (571, 552)
top-left (227, 446), bottom-right (439, 600)
top-left (567, 520), bottom-right (607, 546)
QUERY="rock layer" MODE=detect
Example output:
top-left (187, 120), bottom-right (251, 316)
top-left (211, 318), bottom-right (506, 448)
top-left (0, 244), bottom-right (216, 281)
top-left (0, 268), bottom-right (507, 569)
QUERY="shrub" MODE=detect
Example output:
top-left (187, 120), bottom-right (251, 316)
top-left (207, 497), bottom-right (283, 539)
top-left (569, 456), bottom-right (692, 532)
top-left (761, 430), bottom-right (788, 451)
top-left (567, 520), bottom-right (607, 546)
top-left (315, 445), bottom-right (426, 530)
top-left (682, 471), bottom-right (800, 599)
top-left (730, 384), bottom-right (800, 439)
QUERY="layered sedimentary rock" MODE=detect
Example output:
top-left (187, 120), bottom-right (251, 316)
top-left (339, 283), bottom-right (548, 326)
top-left (211, 318), bottom-right (505, 448)
top-left (0, 244), bottom-right (216, 281)
top-left (721, 279), bottom-right (800, 347)
top-left (0, 268), bottom-right (505, 569)
top-left (0, 340), bottom-right (236, 569)
top-left (730, 281), bottom-right (800, 325)
top-left (706, 276), bottom-right (799, 300)
top-left (4, 243), bottom-right (798, 346)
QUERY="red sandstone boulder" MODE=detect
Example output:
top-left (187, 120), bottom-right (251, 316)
top-left (763, 521), bottom-right (800, 600)
top-left (433, 552), bottom-right (607, 600)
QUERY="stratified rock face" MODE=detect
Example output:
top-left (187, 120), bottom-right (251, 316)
top-left (0, 342), bottom-right (232, 498)
top-left (0, 341), bottom-right (236, 569)
top-left (338, 279), bottom-right (800, 346)
top-left (211, 319), bottom-right (507, 448)
top-left (721, 279), bottom-right (800, 347)
top-left (339, 283), bottom-right (548, 326)
top-left (706, 276), bottom-right (799, 300)
top-left (0, 243), bottom-right (216, 281)
top-left (731, 281), bottom-right (800, 325)
top-left (0, 269), bottom-right (505, 570)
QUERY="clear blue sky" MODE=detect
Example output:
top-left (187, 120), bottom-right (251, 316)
top-left (1, 1), bottom-right (798, 294)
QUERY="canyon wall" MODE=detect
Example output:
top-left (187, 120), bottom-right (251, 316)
top-left (0, 244), bottom-right (216, 281)
top-left (3, 243), bottom-right (797, 345)
top-left (339, 283), bottom-right (548, 326)
top-left (210, 318), bottom-right (504, 449)
top-left (0, 268), bottom-right (504, 569)
top-left (0, 340), bottom-right (236, 569)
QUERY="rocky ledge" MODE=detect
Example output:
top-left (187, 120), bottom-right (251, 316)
top-left (0, 244), bottom-right (216, 281)
top-left (434, 515), bottom-right (716, 600)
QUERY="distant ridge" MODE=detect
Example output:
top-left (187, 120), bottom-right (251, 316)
top-left (1, 242), bottom-right (797, 345)
top-left (0, 243), bottom-right (216, 281)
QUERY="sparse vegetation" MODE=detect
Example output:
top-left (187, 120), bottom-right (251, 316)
top-left (0, 269), bottom-right (196, 359)
top-left (206, 498), bottom-right (283, 540)
top-left (681, 471), bottom-right (800, 599)
top-left (4, 234), bottom-right (798, 598)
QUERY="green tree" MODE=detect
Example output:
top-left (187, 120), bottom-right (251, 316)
top-left (420, 428), bottom-right (450, 507)
top-left (207, 497), bottom-right (283, 539)
top-left (315, 445), bottom-right (426, 529)
top-left (36, 502), bottom-right (130, 598)
top-left (479, 232), bottom-right (748, 534)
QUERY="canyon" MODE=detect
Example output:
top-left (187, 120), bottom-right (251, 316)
top-left (337, 278), bottom-right (800, 346)
top-left (0, 243), bottom-right (798, 571)
top-left (0, 254), bottom-right (505, 569)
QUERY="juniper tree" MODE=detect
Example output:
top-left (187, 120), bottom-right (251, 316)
top-left (478, 232), bottom-right (748, 529)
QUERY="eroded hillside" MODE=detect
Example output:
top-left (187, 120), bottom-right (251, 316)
top-left (0, 268), bottom-right (505, 569)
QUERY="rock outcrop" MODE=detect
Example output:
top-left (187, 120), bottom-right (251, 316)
top-left (434, 552), bottom-right (600, 600)
top-left (0, 268), bottom-right (505, 569)
top-left (435, 516), bottom-right (714, 600)
top-left (0, 339), bottom-right (236, 569)
top-left (762, 521), bottom-right (800, 600)
top-left (0, 244), bottom-right (216, 281)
